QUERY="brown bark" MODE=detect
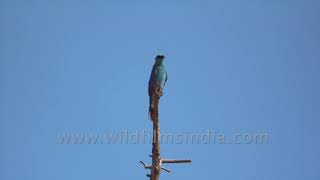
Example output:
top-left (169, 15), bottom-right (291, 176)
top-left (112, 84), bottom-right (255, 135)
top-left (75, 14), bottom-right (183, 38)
top-left (147, 91), bottom-right (191, 180)
top-left (150, 93), bottom-right (161, 180)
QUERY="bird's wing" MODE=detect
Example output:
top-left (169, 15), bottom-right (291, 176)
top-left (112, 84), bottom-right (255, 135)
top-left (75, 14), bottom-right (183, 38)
top-left (165, 71), bottom-right (168, 82)
top-left (148, 66), bottom-right (158, 95)
top-left (162, 71), bottom-right (168, 88)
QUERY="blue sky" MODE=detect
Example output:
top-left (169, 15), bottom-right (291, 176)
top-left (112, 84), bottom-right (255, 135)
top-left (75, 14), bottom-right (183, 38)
top-left (1, 0), bottom-right (320, 180)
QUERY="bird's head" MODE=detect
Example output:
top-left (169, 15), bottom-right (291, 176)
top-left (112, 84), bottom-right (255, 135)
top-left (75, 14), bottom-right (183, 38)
top-left (155, 55), bottom-right (165, 65)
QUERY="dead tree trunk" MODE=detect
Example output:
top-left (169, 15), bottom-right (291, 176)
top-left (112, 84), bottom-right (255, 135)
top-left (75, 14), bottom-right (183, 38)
top-left (150, 93), bottom-right (161, 180)
top-left (141, 91), bottom-right (191, 179)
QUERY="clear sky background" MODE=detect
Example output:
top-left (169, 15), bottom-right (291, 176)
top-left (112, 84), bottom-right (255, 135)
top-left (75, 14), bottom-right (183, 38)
top-left (1, 0), bottom-right (320, 180)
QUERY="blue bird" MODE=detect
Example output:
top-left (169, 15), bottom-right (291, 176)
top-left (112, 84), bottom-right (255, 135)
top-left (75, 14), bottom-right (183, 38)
top-left (148, 55), bottom-right (168, 121)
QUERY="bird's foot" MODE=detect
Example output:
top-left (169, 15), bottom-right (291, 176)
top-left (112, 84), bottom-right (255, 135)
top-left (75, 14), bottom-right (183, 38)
top-left (156, 89), bottom-right (164, 97)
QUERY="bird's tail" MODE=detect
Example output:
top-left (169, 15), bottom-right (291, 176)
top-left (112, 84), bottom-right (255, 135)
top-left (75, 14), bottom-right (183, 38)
top-left (148, 96), bottom-right (154, 121)
top-left (148, 92), bottom-right (160, 121)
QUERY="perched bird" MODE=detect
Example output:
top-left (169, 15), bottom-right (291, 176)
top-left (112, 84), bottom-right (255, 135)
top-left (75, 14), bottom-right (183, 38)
top-left (148, 55), bottom-right (168, 121)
